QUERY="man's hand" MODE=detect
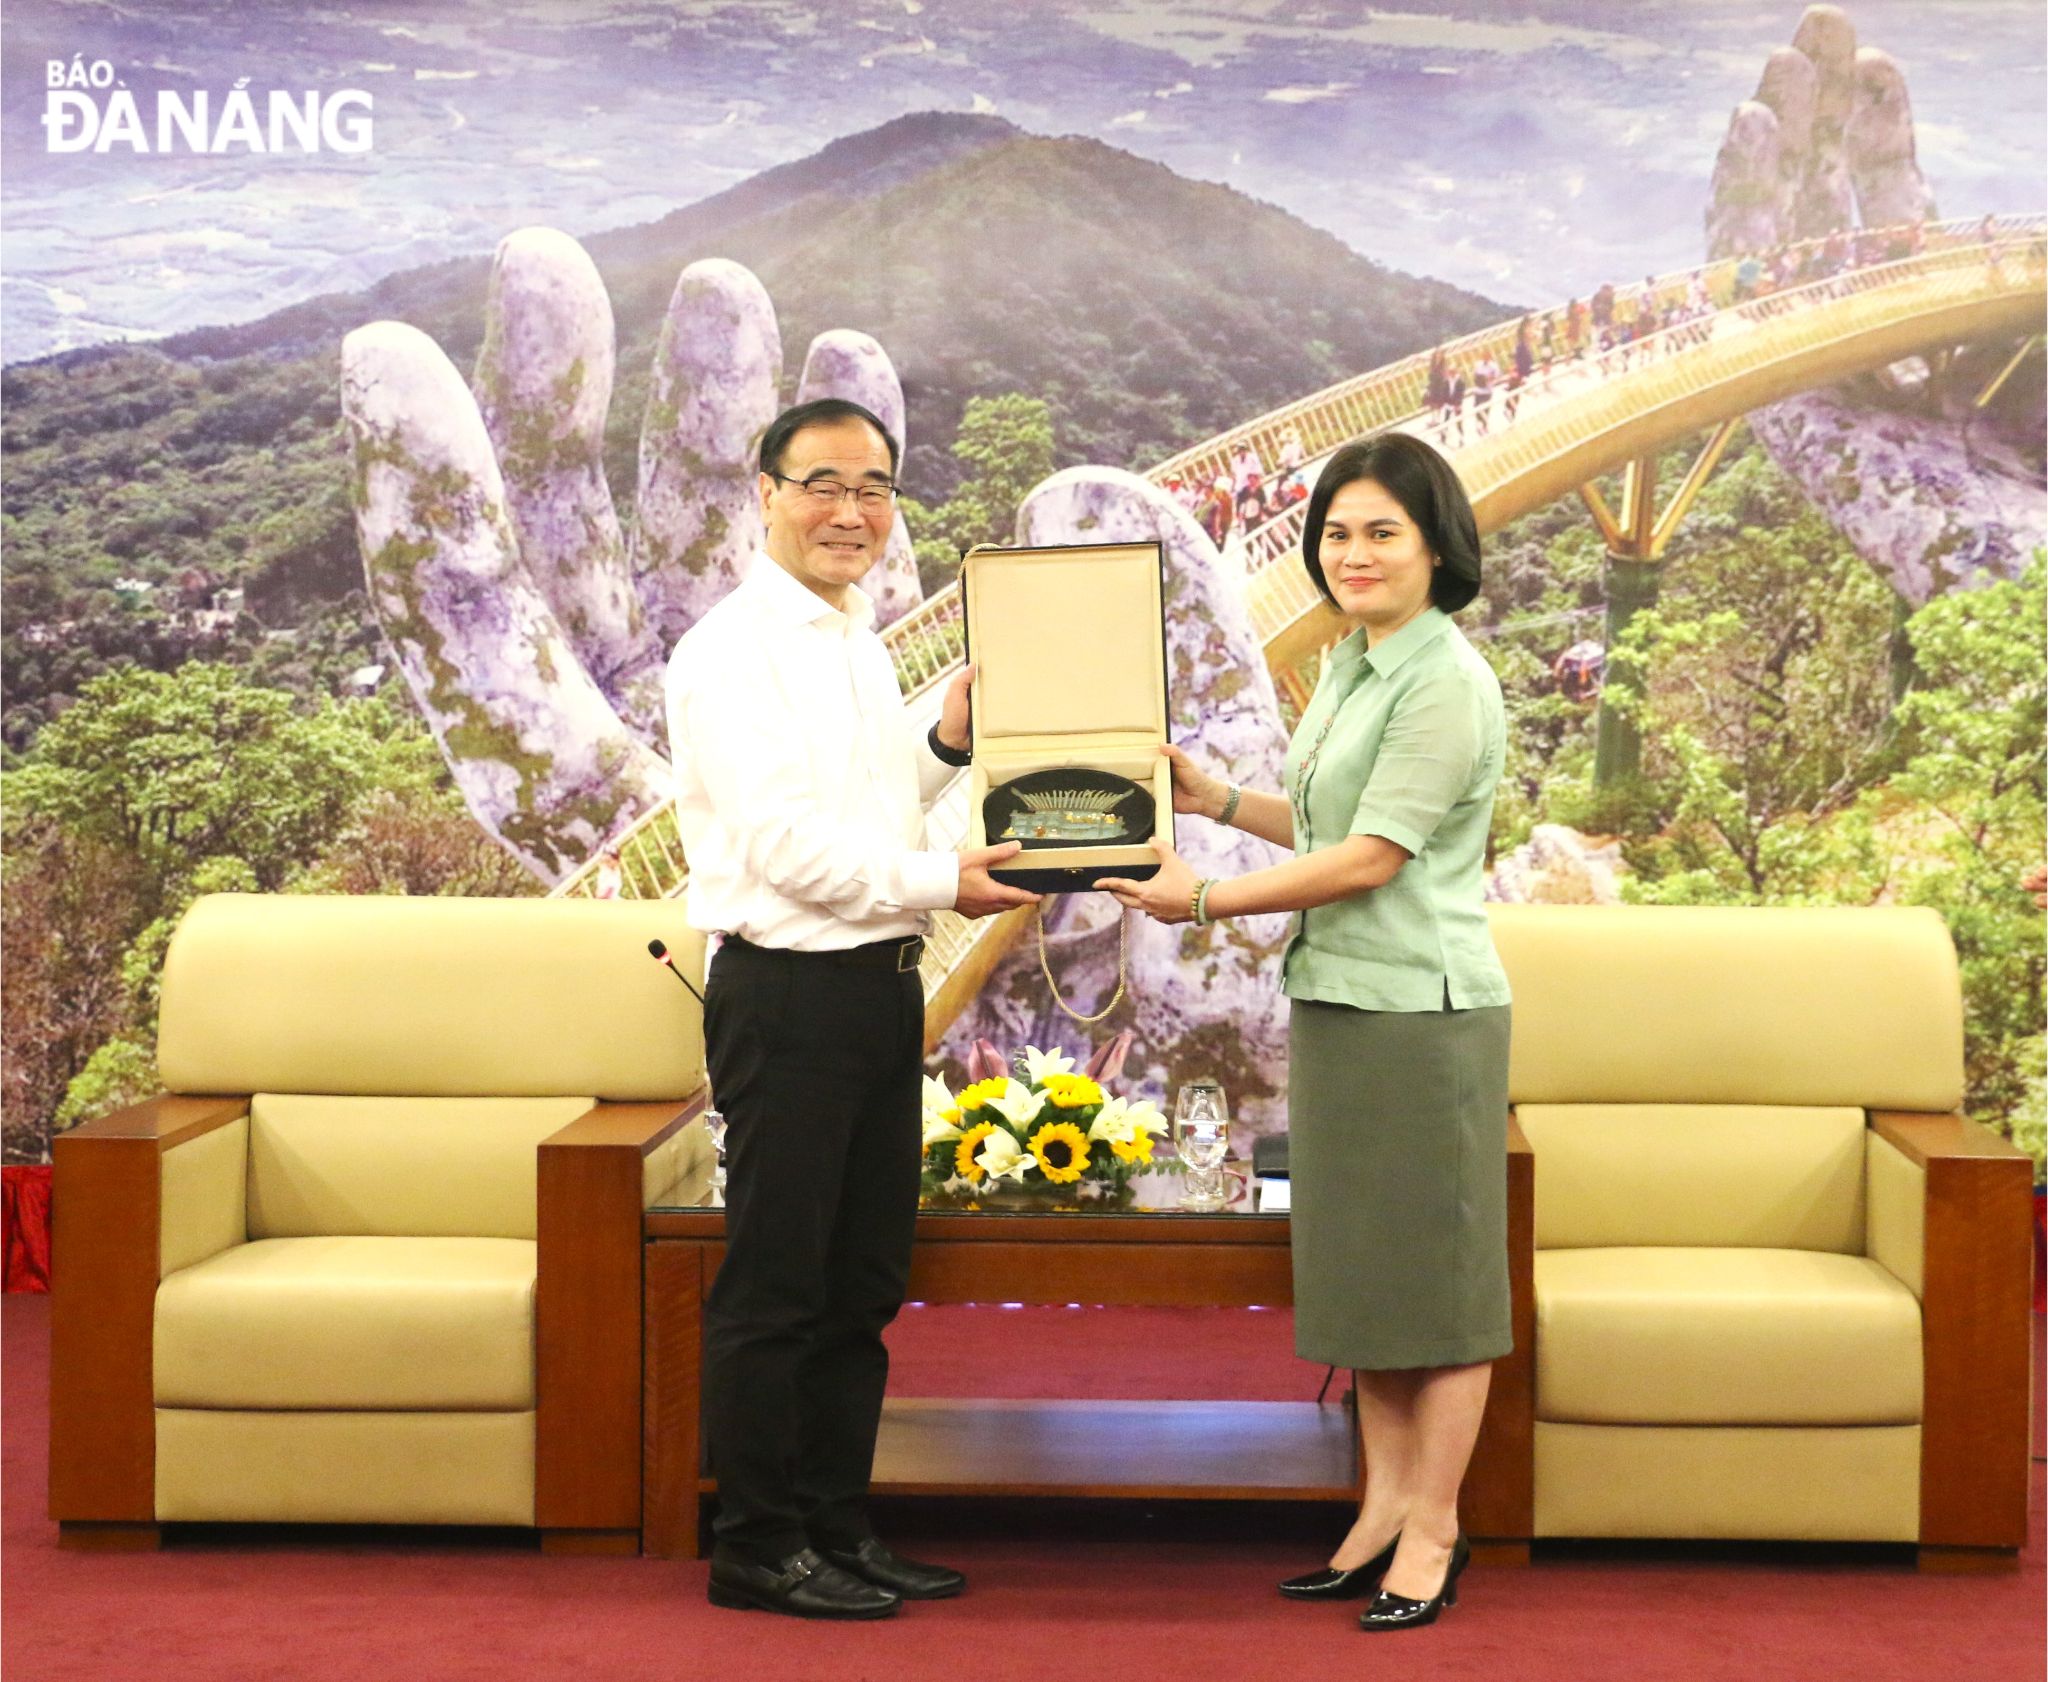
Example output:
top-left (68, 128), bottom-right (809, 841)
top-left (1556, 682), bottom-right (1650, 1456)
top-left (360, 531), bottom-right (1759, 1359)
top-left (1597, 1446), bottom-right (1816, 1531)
top-left (1097, 837), bottom-right (1202, 924)
top-left (936, 662), bottom-right (976, 755)
top-left (954, 840), bottom-right (1041, 918)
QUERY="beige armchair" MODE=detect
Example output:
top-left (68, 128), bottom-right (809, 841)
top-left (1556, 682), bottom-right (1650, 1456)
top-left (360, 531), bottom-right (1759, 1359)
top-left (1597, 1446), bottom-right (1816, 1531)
top-left (51, 893), bottom-right (711, 1552)
top-left (1463, 905), bottom-right (2033, 1570)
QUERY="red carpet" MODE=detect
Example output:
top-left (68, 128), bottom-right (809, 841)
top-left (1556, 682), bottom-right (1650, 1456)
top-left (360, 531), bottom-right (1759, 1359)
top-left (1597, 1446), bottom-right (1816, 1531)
top-left (5, 1294), bottom-right (2041, 1682)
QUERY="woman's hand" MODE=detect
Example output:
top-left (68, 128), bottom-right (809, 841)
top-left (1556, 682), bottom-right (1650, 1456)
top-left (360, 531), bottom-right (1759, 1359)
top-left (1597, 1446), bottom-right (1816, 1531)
top-left (1162, 743), bottom-right (1228, 819)
top-left (1098, 837), bottom-right (1203, 923)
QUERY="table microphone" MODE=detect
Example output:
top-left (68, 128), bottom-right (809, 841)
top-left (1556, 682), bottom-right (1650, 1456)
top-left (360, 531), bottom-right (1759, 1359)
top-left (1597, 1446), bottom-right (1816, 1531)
top-left (646, 938), bottom-right (706, 1004)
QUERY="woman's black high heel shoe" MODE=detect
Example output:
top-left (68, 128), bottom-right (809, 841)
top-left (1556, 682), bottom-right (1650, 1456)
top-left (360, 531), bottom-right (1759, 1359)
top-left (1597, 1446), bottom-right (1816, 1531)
top-left (1277, 1534), bottom-right (1399, 1601)
top-left (1358, 1533), bottom-right (1469, 1631)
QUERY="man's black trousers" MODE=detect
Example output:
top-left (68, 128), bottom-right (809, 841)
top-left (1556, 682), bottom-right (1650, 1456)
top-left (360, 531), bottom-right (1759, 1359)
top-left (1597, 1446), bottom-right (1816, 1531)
top-left (699, 936), bottom-right (924, 1562)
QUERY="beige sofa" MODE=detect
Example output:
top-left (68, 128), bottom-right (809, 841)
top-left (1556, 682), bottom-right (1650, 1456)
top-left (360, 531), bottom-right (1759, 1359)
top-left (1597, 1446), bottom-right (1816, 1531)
top-left (51, 894), bottom-right (711, 1552)
top-left (1462, 905), bottom-right (2034, 1569)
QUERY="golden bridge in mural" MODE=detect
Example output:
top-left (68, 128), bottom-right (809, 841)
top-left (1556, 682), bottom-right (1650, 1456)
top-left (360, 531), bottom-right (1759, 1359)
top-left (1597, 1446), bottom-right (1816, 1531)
top-left (555, 212), bottom-right (2047, 1042)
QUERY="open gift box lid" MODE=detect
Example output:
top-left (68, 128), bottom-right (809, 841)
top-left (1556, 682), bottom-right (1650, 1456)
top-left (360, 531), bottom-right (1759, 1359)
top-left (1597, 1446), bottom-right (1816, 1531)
top-left (961, 541), bottom-right (1172, 891)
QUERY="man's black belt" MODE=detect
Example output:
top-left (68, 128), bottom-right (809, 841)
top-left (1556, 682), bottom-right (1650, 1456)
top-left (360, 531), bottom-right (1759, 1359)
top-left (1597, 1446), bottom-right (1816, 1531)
top-left (722, 933), bottom-right (925, 973)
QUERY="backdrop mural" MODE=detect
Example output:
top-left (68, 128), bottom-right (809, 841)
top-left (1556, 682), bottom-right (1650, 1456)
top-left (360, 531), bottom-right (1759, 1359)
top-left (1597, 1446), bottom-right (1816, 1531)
top-left (3, 2), bottom-right (2042, 1180)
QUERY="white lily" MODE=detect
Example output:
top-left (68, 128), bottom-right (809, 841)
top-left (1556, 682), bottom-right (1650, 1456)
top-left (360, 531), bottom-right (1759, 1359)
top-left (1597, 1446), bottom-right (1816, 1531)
top-left (987, 1078), bottom-right (1046, 1129)
top-left (1019, 1044), bottom-right (1076, 1083)
top-left (1121, 1098), bottom-right (1169, 1139)
top-left (1087, 1096), bottom-right (1138, 1145)
top-left (920, 1075), bottom-right (960, 1141)
top-left (975, 1128), bottom-right (1032, 1184)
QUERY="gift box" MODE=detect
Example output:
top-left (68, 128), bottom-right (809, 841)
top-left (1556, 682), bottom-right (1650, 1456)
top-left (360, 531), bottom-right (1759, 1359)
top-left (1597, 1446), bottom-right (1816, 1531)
top-left (962, 540), bottom-right (1172, 893)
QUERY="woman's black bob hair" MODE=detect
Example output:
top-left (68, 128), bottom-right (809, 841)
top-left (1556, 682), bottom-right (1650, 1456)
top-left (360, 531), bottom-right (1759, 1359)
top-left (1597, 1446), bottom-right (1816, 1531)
top-left (1299, 431), bottom-right (1482, 614)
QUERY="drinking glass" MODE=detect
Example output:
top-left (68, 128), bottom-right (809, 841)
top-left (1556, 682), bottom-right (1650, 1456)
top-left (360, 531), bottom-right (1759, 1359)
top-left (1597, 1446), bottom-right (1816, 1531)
top-left (1173, 1079), bottom-right (1231, 1212)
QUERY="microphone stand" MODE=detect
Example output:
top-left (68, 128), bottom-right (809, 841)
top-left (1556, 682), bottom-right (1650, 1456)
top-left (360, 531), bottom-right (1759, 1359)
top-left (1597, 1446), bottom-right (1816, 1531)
top-left (648, 938), bottom-right (724, 1200)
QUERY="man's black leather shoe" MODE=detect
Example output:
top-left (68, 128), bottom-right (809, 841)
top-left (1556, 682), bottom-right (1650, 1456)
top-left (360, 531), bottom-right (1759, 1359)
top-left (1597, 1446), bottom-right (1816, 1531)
top-left (821, 1537), bottom-right (967, 1600)
top-left (706, 1547), bottom-right (901, 1619)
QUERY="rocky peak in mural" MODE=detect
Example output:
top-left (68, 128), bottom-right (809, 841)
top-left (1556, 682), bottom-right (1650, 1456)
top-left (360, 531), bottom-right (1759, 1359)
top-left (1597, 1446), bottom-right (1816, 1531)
top-left (1707, 4), bottom-right (2043, 603)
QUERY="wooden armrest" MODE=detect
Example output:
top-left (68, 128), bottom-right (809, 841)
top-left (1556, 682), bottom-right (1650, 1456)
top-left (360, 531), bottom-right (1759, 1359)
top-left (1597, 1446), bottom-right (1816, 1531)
top-left (1867, 1110), bottom-right (2031, 1551)
top-left (535, 1089), bottom-right (707, 1532)
top-left (1466, 1107), bottom-right (1534, 1542)
top-left (59, 1092), bottom-right (248, 1148)
top-left (50, 1091), bottom-right (250, 1524)
top-left (1868, 1110), bottom-right (2031, 1165)
top-left (544, 1095), bottom-right (703, 1155)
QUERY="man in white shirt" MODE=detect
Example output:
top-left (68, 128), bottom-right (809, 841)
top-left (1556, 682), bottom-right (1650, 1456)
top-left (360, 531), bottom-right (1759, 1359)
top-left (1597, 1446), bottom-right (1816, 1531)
top-left (666, 397), bottom-right (1038, 1620)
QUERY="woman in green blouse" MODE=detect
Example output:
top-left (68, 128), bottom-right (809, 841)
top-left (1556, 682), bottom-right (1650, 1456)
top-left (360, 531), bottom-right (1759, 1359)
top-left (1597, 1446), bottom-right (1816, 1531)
top-left (1100, 431), bottom-right (1511, 1633)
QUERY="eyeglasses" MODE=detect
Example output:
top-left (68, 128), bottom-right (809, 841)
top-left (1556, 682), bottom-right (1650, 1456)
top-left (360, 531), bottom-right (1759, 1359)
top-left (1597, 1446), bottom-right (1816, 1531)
top-left (769, 474), bottom-right (898, 515)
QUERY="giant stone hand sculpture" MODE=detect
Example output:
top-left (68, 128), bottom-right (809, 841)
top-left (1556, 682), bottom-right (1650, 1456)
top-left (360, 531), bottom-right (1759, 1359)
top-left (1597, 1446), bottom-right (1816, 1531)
top-left (1706, 3), bottom-right (2042, 603)
top-left (935, 467), bottom-right (1296, 1137)
top-left (341, 230), bottom-right (923, 881)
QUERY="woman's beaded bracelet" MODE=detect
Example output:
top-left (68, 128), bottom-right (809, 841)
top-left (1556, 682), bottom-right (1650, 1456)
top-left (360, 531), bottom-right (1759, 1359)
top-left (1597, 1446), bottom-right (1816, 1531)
top-left (1218, 783), bottom-right (1243, 827)
top-left (1192, 878), bottom-right (1218, 927)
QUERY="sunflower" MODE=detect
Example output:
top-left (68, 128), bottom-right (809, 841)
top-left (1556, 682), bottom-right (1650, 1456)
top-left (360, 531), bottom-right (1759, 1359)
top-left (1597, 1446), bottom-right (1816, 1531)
top-left (1042, 1074), bottom-right (1105, 1110)
top-left (1107, 1130), bottom-right (1156, 1165)
top-left (955, 1122), bottom-right (999, 1182)
top-left (1028, 1121), bottom-right (1092, 1184)
top-left (956, 1078), bottom-right (1010, 1114)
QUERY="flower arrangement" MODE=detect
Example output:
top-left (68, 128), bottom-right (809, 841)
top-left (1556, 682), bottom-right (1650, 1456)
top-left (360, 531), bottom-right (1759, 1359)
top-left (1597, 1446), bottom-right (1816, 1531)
top-left (921, 1033), bottom-right (1167, 1206)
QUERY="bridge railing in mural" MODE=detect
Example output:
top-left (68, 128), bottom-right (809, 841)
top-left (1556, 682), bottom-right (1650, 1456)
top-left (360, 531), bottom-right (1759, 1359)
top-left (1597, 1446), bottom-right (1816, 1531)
top-left (550, 212), bottom-right (2044, 952)
top-left (1232, 214), bottom-right (2048, 580)
top-left (1454, 225), bottom-right (2048, 501)
top-left (885, 587), bottom-right (969, 702)
top-left (553, 784), bottom-right (692, 901)
top-left (1149, 214), bottom-right (2044, 507)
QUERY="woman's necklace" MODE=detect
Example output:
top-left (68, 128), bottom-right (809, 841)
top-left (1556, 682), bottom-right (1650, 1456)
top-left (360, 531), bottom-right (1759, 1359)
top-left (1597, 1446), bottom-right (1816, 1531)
top-left (1291, 664), bottom-right (1370, 839)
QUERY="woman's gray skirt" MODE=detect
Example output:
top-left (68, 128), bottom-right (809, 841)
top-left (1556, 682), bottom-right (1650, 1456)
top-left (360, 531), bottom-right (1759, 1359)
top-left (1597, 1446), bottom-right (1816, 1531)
top-left (1286, 996), bottom-right (1513, 1371)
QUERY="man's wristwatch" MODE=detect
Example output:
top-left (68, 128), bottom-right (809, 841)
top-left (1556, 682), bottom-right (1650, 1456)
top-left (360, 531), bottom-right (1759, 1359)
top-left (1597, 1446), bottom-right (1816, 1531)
top-left (927, 724), bottom-right (972, 768)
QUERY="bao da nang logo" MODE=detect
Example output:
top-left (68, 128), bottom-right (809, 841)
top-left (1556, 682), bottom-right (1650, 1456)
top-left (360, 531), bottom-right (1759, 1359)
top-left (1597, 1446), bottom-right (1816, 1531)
top-left (43, 58), bottom-right (373, 154)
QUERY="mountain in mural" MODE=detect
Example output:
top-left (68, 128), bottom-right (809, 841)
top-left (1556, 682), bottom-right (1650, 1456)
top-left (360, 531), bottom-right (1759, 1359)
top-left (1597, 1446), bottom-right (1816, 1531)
top-left (2, 112), bottom-right (1508, 746)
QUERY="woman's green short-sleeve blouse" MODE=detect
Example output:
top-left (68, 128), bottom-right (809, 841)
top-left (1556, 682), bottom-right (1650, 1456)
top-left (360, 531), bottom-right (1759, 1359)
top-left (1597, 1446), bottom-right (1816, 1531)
top-left (1280, 606), bottom-right (1512, 1013)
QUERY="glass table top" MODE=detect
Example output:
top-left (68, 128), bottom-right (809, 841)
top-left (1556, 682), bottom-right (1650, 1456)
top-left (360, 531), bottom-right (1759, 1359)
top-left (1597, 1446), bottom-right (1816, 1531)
top-left (647, 1158), bottom-right (1288, 1219)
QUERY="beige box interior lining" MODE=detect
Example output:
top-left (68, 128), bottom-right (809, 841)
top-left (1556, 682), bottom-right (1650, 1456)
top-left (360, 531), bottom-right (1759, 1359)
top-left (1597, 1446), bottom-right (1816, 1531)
top-left (965, 544), bottom-right (1167, 742)
top-left (963, 544), bottom-right (1171, 869)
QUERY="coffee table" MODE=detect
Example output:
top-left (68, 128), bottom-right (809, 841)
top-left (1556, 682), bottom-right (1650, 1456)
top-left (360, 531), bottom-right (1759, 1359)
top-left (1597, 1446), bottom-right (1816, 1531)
top-left (639, 1162), bottom-right (1358, 1558)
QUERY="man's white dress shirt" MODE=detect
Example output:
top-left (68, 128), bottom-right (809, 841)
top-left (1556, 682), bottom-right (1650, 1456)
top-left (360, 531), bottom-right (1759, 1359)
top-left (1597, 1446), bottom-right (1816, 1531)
top-left (664, 551), bottom-right (960, 951)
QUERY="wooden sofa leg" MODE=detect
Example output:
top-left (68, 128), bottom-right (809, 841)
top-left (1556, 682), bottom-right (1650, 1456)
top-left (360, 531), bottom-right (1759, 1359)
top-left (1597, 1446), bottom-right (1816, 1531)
top-left (59, 1522), bottom-right (160, 1552)
top-left (540, 1528), bottom-right (641, 1556)
top-left (1918, 1545), bottom-right (2020, 1575)
top-left (1469, 1539), bottom-right (1531, 1567)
